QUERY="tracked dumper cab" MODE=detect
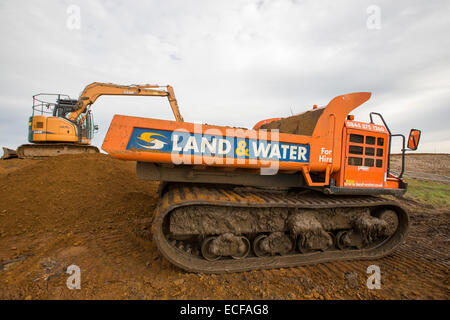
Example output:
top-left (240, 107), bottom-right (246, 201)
top-left (102, 92), bottom-right (421, 273)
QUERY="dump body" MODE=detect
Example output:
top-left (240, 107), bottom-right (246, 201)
top-left (102, 92), bottom-right (406, 196)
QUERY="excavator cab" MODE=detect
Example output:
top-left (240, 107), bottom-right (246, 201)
top-left (52, 98), bottom-right (77, 118)
top-left (78, 109), bottom-right (95, 143)
top-left (45, 97), bottom-right (98, 142)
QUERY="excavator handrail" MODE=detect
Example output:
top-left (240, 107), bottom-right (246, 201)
top-left (32, 93), bottom-right (72, 116)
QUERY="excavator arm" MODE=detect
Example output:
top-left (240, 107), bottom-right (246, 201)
top-left (68, 82), bottom-right (184, 122)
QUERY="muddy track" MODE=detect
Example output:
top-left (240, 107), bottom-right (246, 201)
top-left (153, 184), bottom-right (409, 273)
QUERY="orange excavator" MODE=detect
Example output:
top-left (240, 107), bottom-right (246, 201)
top-left (102, 90), bottom-right (422, 273)
top-left (5, 82), bottom-right (183, 159)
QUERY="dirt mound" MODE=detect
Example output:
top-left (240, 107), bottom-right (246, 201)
top-left (0, 154), bottom-right (158, 240)
top-left (0, 154), bottom-right (161, 299)
top-left (0, 158), bottom-right (36, 175)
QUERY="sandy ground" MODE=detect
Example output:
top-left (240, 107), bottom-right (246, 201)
top-left (0, 153), bottom-right (448, 300)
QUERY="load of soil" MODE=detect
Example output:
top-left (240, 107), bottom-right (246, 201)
top-left (0, 153), bottom-right (448, 299)
top-left (259, 108), bottom-right (324, 136)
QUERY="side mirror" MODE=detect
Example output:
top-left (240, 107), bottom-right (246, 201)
top-left (407, 129), bottom-right (421, 150)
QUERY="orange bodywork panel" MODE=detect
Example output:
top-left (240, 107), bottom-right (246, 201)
top-left (339, 121), bottom-right (390, 188)
top-left (31, 115), bottom-right (79, 143)
top-left (102, 115), bottom-right (314, 171)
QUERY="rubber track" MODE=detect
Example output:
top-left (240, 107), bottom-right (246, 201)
top-left (153, 185), bottom-right (409, 273)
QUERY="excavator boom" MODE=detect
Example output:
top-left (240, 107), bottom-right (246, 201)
top-left (69, 82), bottom-right (184, 122)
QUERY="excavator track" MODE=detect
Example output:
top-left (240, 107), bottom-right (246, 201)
top-left (17, 143), bottom-right (99, 159)
top-left (153, 184), bottom-right (409, 273)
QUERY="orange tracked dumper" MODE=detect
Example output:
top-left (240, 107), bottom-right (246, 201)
top-left (102, 90), bottom-right (421, 273)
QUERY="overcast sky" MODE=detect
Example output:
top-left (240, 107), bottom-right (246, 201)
top-left (1, 0), bottom-right (449, 153)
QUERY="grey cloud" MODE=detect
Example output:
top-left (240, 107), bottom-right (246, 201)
top-left (0, 0), bottom-right (449, 153)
